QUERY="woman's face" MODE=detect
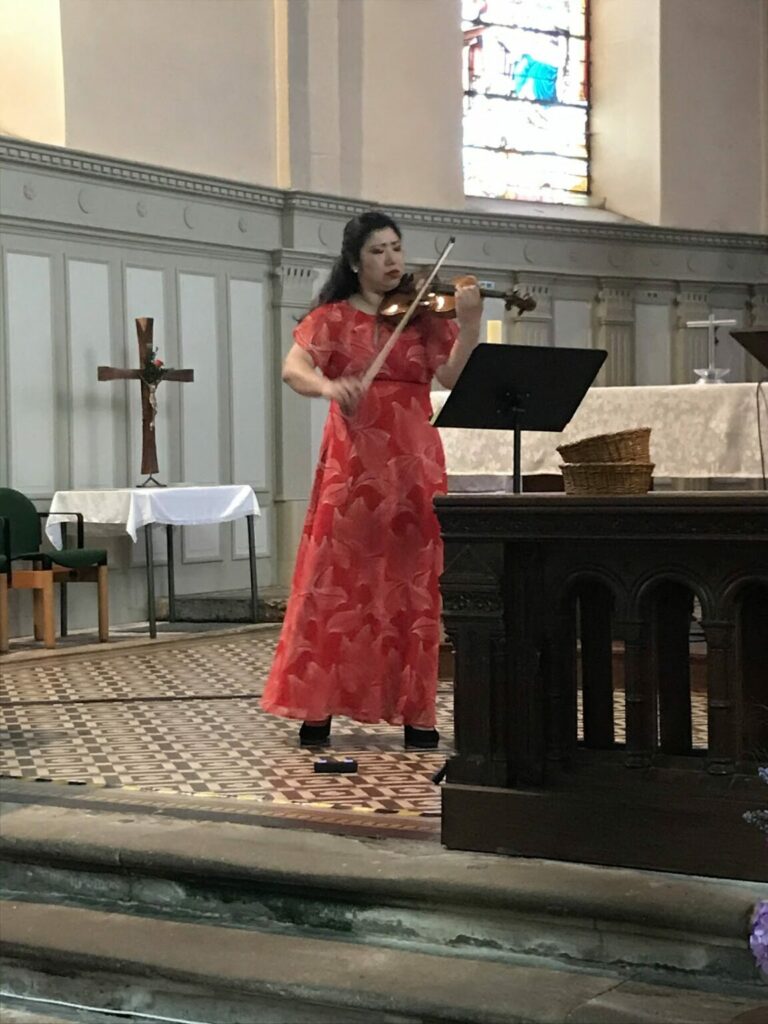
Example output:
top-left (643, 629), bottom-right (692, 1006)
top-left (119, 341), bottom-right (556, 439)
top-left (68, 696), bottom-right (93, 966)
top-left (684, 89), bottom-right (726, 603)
top-left (356, 228), bottom-right (404, 295)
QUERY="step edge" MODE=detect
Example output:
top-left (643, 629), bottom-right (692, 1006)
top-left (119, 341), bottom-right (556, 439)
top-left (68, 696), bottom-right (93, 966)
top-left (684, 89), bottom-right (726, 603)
top-left (0, 830), bottom-right (760, 944)
top-left (0, 900), bottom-right (629, 1024)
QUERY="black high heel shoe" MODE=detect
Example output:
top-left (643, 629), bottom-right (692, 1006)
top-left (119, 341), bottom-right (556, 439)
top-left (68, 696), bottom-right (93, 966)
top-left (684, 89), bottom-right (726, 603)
top-left (404, 725), bottom-right (439, 750)
top-left (299, 718), bottom-right (332, 747)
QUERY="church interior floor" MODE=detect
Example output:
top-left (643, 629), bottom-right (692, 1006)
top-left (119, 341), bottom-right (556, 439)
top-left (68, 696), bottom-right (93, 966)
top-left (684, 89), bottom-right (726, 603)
top-left (0, 624), bottom-right (709, 840)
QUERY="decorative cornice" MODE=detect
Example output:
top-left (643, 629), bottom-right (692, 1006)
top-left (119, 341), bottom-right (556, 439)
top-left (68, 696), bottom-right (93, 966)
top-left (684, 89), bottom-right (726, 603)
top-left (3, 138), bottom-right (767, 253)
top-left (288, 191), bottom-right (768, 252)
top-left (0, 138), bottom-right (284, 210)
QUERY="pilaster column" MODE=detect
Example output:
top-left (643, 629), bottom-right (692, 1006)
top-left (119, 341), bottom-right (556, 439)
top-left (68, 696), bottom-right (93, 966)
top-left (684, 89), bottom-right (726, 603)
top-left (270, 250), bottom-right (324, 584)
top-left (747, 285), bottom-right (768, 382)
top-left (672, 287), bottom-right (710, 384)
top-left (594, 282), bottom-right (636, 386)
top-left (508, 276), bottom-right (553, 347)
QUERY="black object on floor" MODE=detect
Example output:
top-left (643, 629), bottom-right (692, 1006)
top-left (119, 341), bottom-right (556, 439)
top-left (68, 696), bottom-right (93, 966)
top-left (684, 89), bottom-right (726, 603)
top-left (314, 758), bottom-right (358, 774)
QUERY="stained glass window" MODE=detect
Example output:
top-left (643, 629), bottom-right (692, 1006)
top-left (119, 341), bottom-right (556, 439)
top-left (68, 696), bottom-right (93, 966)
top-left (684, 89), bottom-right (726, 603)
top-left (462, 0), bottom-right (590, 203)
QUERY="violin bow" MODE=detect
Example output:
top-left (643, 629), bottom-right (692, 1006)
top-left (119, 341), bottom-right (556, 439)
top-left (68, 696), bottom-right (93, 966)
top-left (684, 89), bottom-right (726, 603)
top-left (360, 236), bottom-right (456, 390)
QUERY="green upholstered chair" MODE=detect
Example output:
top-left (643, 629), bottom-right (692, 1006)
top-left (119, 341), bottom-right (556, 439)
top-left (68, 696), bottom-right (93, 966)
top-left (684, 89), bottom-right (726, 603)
top-left (0, 488), bottom-right (109, 649)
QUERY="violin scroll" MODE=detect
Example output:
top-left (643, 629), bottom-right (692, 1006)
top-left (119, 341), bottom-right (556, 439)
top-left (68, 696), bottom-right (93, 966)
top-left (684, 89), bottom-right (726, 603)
top-left (504, 289), bottom-right (537, 315)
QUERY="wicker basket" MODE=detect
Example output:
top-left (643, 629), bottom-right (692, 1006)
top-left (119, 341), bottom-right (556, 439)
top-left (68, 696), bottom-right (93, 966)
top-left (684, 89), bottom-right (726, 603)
top-left (560, 462), bottom-right (654, 496)
top-left (557, 427), bottom-right (651, 465)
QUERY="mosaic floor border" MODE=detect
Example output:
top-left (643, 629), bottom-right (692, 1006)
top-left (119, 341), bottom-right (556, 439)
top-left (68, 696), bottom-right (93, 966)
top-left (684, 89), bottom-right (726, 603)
top-left (0, 777), bottom-right (441, 842)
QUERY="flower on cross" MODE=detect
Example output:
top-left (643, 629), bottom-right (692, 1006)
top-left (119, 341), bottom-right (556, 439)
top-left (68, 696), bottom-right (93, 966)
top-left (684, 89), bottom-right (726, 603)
top-left (141, 347), bottom-right (172, 387)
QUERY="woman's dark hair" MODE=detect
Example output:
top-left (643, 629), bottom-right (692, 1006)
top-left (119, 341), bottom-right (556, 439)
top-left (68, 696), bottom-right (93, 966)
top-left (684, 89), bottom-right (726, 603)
top-left (312, 210), bottom-right (402, 309)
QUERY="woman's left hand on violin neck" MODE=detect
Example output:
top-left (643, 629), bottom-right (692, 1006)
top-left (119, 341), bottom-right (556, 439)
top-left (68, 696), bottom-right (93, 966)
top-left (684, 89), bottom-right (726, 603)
top-left (453, 277), bottom-right (483, 330)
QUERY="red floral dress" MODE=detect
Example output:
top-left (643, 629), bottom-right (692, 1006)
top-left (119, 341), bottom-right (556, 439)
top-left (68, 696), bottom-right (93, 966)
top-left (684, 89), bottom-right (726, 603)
top-left (261, 301), bottom-right (458, 726)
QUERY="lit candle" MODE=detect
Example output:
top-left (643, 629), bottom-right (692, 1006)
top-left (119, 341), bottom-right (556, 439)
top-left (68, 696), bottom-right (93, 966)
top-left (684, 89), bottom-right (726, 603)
top-left (486, 320), bottom-right (502, 344)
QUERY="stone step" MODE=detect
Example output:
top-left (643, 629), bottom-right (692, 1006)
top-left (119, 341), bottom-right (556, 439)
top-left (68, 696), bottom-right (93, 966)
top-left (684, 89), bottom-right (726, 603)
top-left (2, 900), bottom-right (766, 1024)
top-left (1, 799), bottom-right (764, 996)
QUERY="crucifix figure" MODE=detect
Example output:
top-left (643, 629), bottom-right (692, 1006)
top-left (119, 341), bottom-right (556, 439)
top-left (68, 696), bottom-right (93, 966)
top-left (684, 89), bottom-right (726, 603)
top-left (686, 313), bottom-right (737, 385)
top-left (98, 317), bottom-right (194, 485)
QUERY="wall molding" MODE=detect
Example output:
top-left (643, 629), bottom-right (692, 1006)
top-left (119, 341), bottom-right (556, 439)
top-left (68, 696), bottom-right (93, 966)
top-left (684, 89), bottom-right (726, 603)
top-left (3, 137), bottom-right (767, 255)
top-left (1, 139), bottom-right (284, 209)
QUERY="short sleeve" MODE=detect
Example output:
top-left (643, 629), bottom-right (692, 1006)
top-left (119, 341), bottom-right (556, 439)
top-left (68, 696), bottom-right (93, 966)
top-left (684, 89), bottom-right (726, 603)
top-left (424, 316), bottom-right (459, 375)
top-left (293, 306), bottom-right (334, 375)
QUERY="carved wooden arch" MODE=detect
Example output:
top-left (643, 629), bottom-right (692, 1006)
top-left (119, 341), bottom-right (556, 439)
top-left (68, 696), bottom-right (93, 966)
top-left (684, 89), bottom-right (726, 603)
top-left (558, 565), bottom-right (627, 618)
top-left (630, 566), bottom-right (713, 623)
top-left (717, 570), bottom-right (768, 619)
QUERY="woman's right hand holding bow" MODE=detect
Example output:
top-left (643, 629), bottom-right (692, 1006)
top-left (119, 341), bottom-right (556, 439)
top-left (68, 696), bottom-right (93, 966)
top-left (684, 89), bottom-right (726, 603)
top-left (321, 376), bottom-right (363, 416)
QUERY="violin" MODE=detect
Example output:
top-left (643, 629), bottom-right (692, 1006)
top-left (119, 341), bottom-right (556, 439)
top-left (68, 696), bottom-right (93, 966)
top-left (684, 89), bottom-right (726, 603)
top-left (378, 272), bottom-right (536, 321)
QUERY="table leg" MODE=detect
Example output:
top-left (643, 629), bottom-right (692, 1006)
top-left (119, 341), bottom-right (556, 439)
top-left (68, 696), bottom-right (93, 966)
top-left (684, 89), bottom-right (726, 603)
top-left (166, 525), bottom-right (176, 623)
top-left (60, 522), bottom-right (68, 637)
top-left (247, 514), bottom-right (259, 623)
top-left (144, 524), bottom-right (157, 639)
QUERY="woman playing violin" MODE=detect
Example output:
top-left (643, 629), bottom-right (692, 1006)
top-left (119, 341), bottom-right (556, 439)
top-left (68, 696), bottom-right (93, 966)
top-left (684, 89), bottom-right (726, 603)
top-left (261, 210), bottom-right (482, 748)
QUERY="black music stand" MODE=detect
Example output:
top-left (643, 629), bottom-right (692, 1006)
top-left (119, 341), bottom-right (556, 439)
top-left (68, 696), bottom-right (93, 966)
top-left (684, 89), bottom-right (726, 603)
top-left (433, 343), bottom-right (608, 493)
top-left (730, 329), bottom-right (768, 375)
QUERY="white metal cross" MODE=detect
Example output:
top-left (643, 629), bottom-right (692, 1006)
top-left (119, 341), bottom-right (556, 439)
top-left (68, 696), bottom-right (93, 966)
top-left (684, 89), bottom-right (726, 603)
top-left (685, 313), bottom-right (737, 384)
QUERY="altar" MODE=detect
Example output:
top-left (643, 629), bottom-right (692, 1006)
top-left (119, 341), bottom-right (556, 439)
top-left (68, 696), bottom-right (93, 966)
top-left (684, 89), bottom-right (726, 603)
top-left (433, 382), bottom-right (760, 487)
top-left (434, 490), bottom-right (768, 881)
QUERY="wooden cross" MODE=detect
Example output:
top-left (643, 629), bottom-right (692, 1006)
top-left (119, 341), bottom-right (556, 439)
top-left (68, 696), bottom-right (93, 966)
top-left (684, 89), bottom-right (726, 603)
top-left (98, 317), bottom-right (194, 485)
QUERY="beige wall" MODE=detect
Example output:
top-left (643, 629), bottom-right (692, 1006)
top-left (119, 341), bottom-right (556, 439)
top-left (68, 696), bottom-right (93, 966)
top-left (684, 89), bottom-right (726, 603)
top-left (659, 0), bottom-right (767, 233)
top-left (59, 0), bottom-right (278, 185)
top-left (0, 0), bottom-right (65, 144)
top-left (591, 0), bottom-right (768, 233)
top-left (590, 0), bottom-right (662, 224)
top-left (360, 0), bottom-right (464, 209)
top-left (286, 0), bottom-right (463, 207)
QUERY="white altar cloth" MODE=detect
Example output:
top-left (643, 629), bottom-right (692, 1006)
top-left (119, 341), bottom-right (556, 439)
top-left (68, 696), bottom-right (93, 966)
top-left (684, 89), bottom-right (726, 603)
top-left (433, 382), bottom-right (758, 481)
top-left (46, 485), bottom-right (260, 545)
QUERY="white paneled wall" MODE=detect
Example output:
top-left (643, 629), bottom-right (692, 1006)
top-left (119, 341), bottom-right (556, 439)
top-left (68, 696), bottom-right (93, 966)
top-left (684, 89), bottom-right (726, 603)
top-left (635, 303), bottom-right (672, 386)
top-left (67, 259), bottom-right (117, 488)
top-left (178, 272), bottom-right (220, 562)
top-left (1, 235), bottom-right (275, 630)
top-left (554, 300), bottom-right (592, 350)
top-left (230, 278), bottom-right (267, 491)
top-left (5, 252), bottom-right (56, 495)
top-left (229, 277), bottom-right (270, 563)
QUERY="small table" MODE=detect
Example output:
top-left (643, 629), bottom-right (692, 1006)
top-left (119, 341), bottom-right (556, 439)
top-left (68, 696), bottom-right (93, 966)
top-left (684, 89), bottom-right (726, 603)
top-left (46, 485), bottom-right (261, 638)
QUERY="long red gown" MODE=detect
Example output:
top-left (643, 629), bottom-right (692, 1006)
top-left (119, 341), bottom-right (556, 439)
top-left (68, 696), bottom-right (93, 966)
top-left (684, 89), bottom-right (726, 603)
top-left (261, 301), bottom-right (458, 727)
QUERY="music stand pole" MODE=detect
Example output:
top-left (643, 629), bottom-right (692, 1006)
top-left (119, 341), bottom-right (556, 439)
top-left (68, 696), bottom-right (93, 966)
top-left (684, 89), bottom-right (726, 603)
top-left (501, 390), bottom-right (527, 494)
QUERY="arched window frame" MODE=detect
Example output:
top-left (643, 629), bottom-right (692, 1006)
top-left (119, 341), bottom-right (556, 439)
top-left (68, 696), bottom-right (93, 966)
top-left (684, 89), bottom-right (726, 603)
top-left (462, 0), bottom-right (591, 204)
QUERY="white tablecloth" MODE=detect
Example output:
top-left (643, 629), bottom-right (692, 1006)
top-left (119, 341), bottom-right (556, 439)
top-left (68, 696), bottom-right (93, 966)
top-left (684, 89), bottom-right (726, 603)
top-left (46, 485), bottom-right (261, 545)
top-left (433, 382), bottom-right (758, 481)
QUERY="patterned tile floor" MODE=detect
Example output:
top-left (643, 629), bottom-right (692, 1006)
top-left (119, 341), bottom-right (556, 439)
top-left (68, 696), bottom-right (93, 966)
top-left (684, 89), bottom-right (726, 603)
top-left (0, 627), bottom-right (709, 824)
top-left (0, 628), bottom-right (451, 817)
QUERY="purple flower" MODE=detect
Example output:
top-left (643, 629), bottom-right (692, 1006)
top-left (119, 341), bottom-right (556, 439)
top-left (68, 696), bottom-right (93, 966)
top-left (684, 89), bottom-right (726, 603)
top-left (750, 900), bottom-right (768, 975)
